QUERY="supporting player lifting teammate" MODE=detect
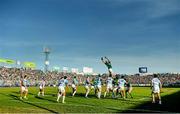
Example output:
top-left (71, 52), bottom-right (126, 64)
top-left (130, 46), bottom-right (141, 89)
top-left (104, 75), bottom-right (114, 98)
top-left (118, 76), bottom-right (126, 99)
top-left (125, 78), bottom-right (133, 98)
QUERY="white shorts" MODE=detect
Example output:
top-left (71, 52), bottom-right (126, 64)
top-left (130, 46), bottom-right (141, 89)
top-left (21, 86), bottom-right (28, 92)
top-left (152, 87), bottom-right (160, 93)
top-left (72, 84), bottom-right (76, 89)
top-left (109, 68), bottom-right (113, 73)
top-left (113, 86), bottom-right (118, 92)
top-left (58, 86), bottom-right (65, 93)
top-left (91, 85), bottom-right (95, 89)
top-left (85, 85), bottom-right (89, 90)
top-left (107, 84), bottom-right (113, 90)
top-left (40, 86), bottom-right (43, 90)
top-left (118, 86), bottom-right (125, 91)
top-left (97, 85), bottom-right (102, 91)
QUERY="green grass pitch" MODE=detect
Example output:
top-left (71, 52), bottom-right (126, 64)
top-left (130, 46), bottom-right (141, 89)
top-left (0, 86), bottom-right (180, 113)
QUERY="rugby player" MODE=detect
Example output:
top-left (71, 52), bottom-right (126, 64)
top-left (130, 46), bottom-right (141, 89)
top-left (151, 74), bottom-right (162, 104)
top-left (90, 78), bottom-right (95, 91)
top-left (57, 76), bottom-right (68, 103)
top-left (125, 78), bottom-right (133, 98)
top-left (101, 57), bottom-right (113, 76)
top-left (71, 76), bottom-right (78, 97)
top-left (20, 75), bottom-right (28, 100)
top-left (104, 75), bottom-right (113, 98)
top-left (96, 74), bottom-right (102, 99)
top-left (85, 76), bottom-right (90, 98)
top-left (112, 75), bottom-right (119, 98)
top-left (118, 76), bottom-right (126, 99)
top-left (38, 77), bottom-right (45, 96)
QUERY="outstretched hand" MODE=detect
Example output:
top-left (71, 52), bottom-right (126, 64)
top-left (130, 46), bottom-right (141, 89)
top-left (101, 57), bottom-right (103, 61)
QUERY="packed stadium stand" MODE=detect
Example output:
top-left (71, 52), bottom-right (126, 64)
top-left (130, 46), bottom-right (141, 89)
top-left (0, 67), bottom-right (180, 87)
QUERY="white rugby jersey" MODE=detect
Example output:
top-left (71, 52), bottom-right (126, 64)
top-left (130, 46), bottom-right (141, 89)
top-left (58, 79), bottom-right (68, 87)
top-left (40, 80), bottom-right (45, 88)
top-left (152, 78), bottom-right (161, 88)
top-left (107, 77), bottom-right (113, 85)
top-left (118, 79), bottom-right (126, 87)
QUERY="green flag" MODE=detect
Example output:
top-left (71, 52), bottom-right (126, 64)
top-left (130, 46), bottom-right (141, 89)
top-left (23, 62), bottom-right (36, 68)
top-left (0, 58), bottom-right (15, 64)
top-left (5, 59), bottom-right (15, 64)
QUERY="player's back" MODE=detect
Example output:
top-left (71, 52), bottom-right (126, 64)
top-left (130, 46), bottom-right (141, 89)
top-left (40, 80), bottom-right (45, 87)
top-left (152, 78), bottom-right (161, 88)
top-left (118, 79), bottom-right (126, 87)
top-left (23, 79), bottom-right (28, 87)
top-left (96, 78), bottom-right (101, 86)
top-left (73, 78), bottom-right (78, 85)
top-left (107, 77), bottom-right (113, 85)
top-left (105, 62), bottom-right (112, 68)
top-left (85, 78), bottom-right (90, 86)
top-left (20, 79), bottom-right (23, 87)
top-left (58, 79), bottom-right (65, 87)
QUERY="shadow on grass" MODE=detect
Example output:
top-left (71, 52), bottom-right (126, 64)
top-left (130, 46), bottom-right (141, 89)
top-left (8, 94), bottom-right (58, 113)
top-left (121, 90), bottom-right (180, 113)
top-left (70, 93), bottom-right (97, 98)
top-left (35, 96), bottom-right (57, 103)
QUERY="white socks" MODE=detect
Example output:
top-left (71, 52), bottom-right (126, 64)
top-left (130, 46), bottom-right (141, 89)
top-left (62, 96), bottom-right (65, 103)
top-left (104, 92), bottom-right (107, 98)
top-left (57, 94), bottom-right (61, 102)
top-left (98, 92), bottom-right (101, 99)
top-left (159, 100), bottom-right (162, 104)
top-left (85, 89), bottom-right (90, 97)
top-left (73, 91), bottom-right (76, 96)
top-left (38, 92), bottom-right (44, 96)
top-left (57, 94), bottom-right (65, 103)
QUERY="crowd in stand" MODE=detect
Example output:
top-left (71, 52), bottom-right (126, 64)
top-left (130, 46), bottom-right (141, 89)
top-left (126, 73), bottom-right (180, 86)
top-left (0, 67), bottom-right (180, 87)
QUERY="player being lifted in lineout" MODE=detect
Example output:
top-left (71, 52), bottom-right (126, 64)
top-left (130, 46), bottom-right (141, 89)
top-left (101, 56), bottom-right (113, 76)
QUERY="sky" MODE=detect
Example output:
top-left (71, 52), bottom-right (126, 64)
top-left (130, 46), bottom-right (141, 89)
top-left (0, 0), bottom-right (180, 74)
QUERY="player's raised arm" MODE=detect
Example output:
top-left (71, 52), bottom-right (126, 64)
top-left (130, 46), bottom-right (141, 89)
top-left (105, 56), bottom-right (111, 63)
top-left (101, 57), bottom-right (105, 63)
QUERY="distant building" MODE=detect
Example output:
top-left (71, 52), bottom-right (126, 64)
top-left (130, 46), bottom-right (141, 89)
top-left (83, 67), bottom-right (93, 74)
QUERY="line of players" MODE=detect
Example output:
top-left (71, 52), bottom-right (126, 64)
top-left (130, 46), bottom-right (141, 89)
top-left (20, 74), bottom-right (133, 103)
top-left (20, 57), bottom-right (162, 104)
top-left (58, 74), bottom-right (134, 103)
top-left (20, 74), bottom-right (161, 105)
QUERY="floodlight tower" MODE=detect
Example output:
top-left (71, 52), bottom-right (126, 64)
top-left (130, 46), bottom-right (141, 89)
top-left (43, 47), bottom-right (50, 73)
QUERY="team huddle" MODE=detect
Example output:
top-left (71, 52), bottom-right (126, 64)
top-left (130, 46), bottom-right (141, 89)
top-left (19, 57), bottom-right (162, 105)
